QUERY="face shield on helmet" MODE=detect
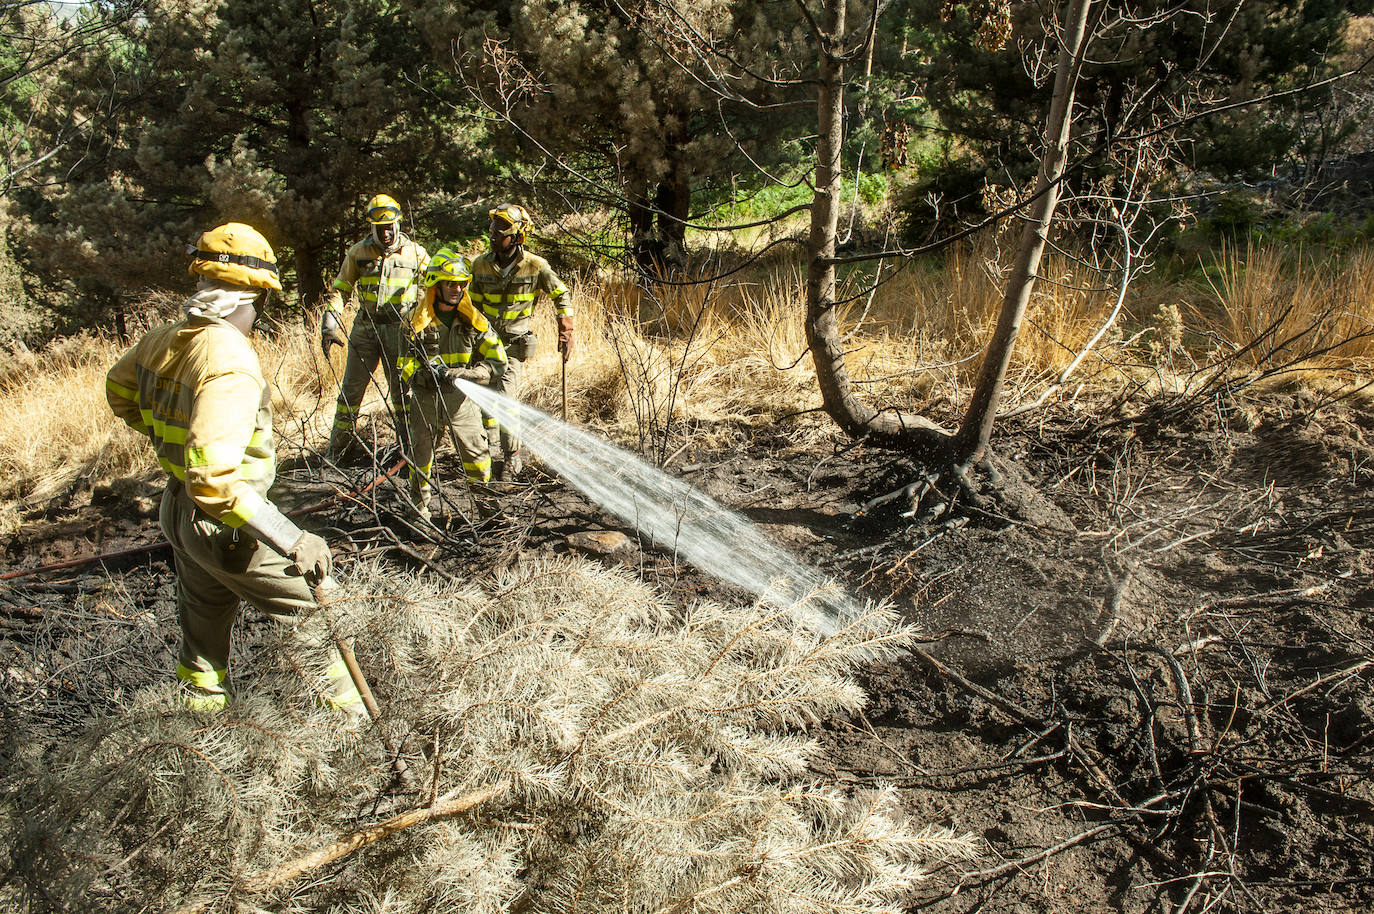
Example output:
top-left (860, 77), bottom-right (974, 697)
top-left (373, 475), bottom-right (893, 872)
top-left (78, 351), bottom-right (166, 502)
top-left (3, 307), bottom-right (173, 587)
top-left (367, 193), bottom-right (403, 251)
top-left (424, 246), bottom-right (473, 288)
top-left (367, 194), bottom-right (403, 225)
top-left (488, 203), bottom-right (529, 248)
top-left (425, 246), bottom-right (472, 306)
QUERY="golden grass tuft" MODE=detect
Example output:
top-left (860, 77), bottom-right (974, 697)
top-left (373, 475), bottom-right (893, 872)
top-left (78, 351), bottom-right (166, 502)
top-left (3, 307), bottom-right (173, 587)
top-left (1193, 242), bottom-right (1374, 370)
top-left (0, 334), bottom-right (153, 513)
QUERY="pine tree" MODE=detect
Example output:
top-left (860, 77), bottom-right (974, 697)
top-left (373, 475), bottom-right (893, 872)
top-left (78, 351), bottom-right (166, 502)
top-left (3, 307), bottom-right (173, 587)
top-left (14, 0), bottom-right (468, 329)
top-left (408, 0), bottom-right (800, 274)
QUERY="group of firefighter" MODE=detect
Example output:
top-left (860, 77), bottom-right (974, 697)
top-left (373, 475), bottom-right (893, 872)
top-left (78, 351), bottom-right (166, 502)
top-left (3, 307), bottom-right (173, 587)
top-left (105, 197), bottom-right (572, 714)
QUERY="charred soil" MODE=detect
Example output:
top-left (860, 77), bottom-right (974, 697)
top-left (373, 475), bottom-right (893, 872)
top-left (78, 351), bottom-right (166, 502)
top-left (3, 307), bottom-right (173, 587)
top-left (3, 387), bottom-right (1372, 913)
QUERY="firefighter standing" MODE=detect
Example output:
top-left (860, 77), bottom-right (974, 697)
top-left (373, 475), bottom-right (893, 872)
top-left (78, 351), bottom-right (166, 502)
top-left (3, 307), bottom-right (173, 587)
top-left (106, 223), bottom-right (363, 715)
top-left (468, 203), bottom-right (573, 481)
top-left (396, 246), bottom-right (508, 520)
top-left (321, 193), bottom-right (429, 458)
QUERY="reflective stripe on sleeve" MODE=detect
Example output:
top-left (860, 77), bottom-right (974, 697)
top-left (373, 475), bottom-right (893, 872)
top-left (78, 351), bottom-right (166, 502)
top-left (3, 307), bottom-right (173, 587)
top-left (185, 443), bottom-right (246, 468)
top-left (106, 377), bottom-right (139, 403)
top-left (219, 487), bottom-right (269, 530)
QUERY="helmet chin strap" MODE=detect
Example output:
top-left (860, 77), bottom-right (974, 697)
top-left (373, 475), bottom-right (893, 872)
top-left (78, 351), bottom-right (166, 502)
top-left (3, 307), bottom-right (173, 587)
top-left (495, 241), bottom-right (523, 269)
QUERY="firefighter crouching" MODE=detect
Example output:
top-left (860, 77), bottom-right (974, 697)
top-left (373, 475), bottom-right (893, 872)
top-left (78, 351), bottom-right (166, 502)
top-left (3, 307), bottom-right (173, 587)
top-left (321, 193), bottom-right (429, 459)
top-left (468, 203), bottom-right (573, 481)
top-left (106, 223), bottom-right (363, 716)
top-left (397, 246), bottom-right (508, 521)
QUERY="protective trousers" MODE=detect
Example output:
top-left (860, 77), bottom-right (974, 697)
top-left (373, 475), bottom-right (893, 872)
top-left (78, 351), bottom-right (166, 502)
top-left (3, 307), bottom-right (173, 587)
top-left (407, 389), bottom-right (492, 507)
top-left (486, 331), bottom-right (532, 458)
top-left (160, 482), bottom-right (363, 713)
top-left (330, 318), bottom-right (411, 453)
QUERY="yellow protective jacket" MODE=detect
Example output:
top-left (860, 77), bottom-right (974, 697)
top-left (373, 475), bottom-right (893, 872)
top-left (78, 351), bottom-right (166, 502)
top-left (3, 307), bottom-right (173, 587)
top-left (325, 232), bottom-right (429, 320)
top-left (105, 315), bottom-right (304, 555)
top-left (400, 288), bottom-right (508, 387)
top-left (468, 249), bottom-right (570, 338)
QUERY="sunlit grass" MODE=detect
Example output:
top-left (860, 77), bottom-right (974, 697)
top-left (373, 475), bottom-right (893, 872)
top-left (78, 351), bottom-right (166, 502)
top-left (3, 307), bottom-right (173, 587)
top-left (4, 238), bottom-right (1373, 526)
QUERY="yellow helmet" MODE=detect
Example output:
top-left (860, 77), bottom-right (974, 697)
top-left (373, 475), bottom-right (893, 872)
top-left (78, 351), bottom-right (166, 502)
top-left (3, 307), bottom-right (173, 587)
top-left (489, 203), bottom-right (530, 245)
top-left (424, 245), bottom-right (473, 287)
top-left (187, 222), bottom-right (281, 292)
top-left (366, 193), bottom-right (403, 225)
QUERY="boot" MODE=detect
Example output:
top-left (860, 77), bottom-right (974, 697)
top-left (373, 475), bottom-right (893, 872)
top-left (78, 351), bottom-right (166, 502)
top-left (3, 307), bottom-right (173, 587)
top-left (408, 480), bottom-right (433, 524)
top-left (326, 430), bottom-right (362, 462)
top-left (498, 449), bottom-right (523, 482)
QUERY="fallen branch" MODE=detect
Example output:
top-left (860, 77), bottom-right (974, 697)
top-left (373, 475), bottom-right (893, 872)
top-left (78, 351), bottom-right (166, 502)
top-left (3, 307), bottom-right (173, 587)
top-left (173, 782), bottom-right (509, 913)
top-left (1254, 658), bottom-right (1373, 718)
top-left (953, 822), bottom-right (1121, 889)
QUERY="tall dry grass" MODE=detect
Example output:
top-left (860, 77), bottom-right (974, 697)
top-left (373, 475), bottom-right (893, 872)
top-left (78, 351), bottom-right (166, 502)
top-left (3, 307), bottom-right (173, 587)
top-left (4, 239), bottom-right (1372, 524)
top-left (1194, 242), bottom-right (1374, 371)
top-left (0, 307), bottom-right (349, 531)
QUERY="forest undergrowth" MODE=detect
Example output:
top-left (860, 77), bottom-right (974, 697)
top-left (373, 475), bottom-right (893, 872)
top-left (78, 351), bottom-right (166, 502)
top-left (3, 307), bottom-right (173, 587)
top-left (3, 240), bottom-right (1372, 532)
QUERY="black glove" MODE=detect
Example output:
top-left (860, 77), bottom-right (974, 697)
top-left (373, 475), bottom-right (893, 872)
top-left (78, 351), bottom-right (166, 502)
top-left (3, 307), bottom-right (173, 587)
top-left (321, 311), bottom-right (347, 354)
top-left (422, 355), bottom-right (450, 389)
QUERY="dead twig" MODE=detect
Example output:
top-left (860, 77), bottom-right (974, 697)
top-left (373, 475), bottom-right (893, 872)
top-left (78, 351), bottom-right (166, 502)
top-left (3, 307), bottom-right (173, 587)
top-left (174, 782), bottom-right (509, 911)
top-left (1253, 658), bottom-right (1374, 718)
top-left (952, 822), bottom-right (1121, 889)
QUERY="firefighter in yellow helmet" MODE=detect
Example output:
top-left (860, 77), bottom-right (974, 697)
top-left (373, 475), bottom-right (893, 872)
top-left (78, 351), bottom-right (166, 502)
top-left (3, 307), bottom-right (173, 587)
top-left (321, 193), bottom-right (430, 458)
top-left (106, 223), bottom-right (363, 715)
top-left (395, 246), bottom-right (508, 521)
top-left (468, 203), bottom-right (572, 481)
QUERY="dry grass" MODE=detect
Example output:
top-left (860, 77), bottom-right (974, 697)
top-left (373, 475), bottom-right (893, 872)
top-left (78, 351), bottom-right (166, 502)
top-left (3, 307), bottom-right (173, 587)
top-left (0, 301), bottom-right (360, 530)
top-left (3, 239), bottom-right (1372, 525)
top-left (0, 334), bottom-right (152, 529)
top-left (1193, 242), bottom-right (1374, 370)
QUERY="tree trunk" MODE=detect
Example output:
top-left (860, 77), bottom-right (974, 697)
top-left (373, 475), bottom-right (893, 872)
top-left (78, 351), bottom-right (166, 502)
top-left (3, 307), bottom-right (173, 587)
top-left (805, 0), bottom-right (948, 454)
top-left (953, 0), bottom-right (1095, 465)
top-left (655, 138), bottom-right (692, 275)
top-left (628, 179), bottom-right (664, 276)
top-left (295, 244), bottom-right (327, 320)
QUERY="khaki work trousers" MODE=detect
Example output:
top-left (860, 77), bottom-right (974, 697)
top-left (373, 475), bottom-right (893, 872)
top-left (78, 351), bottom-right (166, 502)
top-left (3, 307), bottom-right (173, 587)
top-left (407, 387), bottom-right (492, 506)
top-left (160, 482), bottom-right (361, 711)
top-left (486, 329), bottom-right (535, 457)
top-left (331, 318), bottom-right (412, 450)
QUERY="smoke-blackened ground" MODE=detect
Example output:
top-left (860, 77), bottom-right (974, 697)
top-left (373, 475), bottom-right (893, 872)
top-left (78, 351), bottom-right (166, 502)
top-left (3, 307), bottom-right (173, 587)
top-left (3, 385), bottom-right (1372, 913)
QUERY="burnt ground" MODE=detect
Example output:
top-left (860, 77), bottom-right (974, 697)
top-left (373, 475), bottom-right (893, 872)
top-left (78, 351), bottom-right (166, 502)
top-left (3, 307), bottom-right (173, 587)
top-left (3, 385), bottom-right (1374, 913)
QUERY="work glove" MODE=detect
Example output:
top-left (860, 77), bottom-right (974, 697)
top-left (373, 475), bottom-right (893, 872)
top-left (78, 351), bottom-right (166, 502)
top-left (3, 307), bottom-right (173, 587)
top-left (556, 315), bottom-right (574, 363)
top-left (419, 354), bottom-right (451, 389)
top-left (321, 311), bottom-right (347, 355)
top-left (444, 366), bottom-right (489, 391)
top-left (286, 531), bottom-right (332, 586)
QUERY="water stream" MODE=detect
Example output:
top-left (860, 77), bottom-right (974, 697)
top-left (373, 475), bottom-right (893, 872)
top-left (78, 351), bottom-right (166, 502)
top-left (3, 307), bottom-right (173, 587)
top-left (455, 380), bottom-right (863, 635)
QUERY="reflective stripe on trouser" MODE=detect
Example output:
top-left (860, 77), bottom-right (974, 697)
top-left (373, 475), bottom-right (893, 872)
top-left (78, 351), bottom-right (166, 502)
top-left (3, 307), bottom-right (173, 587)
top-left (410, 389), bottom-right (492, 485)
top-left (159, 484), bottom-right (361, 711)
top-left (331, 319), bottom-right (411, 448)
top-left (485, 351), bottom-right (524, 457)
top-left (407, 461), bottom-right (433, 508)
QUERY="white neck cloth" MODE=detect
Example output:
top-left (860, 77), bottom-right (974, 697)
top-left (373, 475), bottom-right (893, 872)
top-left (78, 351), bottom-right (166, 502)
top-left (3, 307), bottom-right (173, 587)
top-left (185, 277), bottom-right (260, 320)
